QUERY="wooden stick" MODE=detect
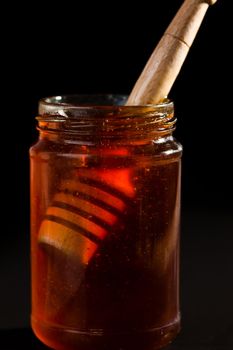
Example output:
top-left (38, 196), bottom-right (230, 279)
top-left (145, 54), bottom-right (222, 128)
top-left (126, 0), bottom-right (217, 105)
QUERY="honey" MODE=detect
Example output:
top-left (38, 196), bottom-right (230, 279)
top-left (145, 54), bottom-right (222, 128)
top-left (30, 95), bottom-right (182, 350)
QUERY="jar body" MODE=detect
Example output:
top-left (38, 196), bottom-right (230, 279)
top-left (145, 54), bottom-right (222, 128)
top-left (30, 97), bottom-right (182, 350)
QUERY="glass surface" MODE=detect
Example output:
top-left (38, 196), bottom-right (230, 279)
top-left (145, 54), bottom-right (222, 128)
top-left (30, 95), bottom-right (182, 350)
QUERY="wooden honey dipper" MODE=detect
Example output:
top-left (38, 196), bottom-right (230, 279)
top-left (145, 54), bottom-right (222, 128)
top-left (38, 0), bottom-right (217, 320)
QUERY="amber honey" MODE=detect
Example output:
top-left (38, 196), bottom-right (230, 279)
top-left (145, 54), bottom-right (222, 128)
top-left (30, 95), bottom-right (182, 350)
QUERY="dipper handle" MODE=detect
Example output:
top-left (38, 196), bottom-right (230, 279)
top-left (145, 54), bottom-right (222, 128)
top-left (126, 0), bottom-right (217, 105)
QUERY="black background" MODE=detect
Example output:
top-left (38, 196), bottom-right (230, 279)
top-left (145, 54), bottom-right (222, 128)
top-left (1, 0), bottom-right (232, 347)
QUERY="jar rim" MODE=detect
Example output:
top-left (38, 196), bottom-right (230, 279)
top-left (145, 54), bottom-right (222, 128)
top-left (38, 94), bottom-right (174, 116)
top-left (37, 94), bottom-right (175, 141)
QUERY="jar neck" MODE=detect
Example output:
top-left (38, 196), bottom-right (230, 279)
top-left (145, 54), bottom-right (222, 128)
top-left (37, 95), bottom-right (176, 145)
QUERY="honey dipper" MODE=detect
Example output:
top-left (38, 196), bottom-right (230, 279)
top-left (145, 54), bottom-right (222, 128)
top-left (38, 0), bottom-right (217, 320)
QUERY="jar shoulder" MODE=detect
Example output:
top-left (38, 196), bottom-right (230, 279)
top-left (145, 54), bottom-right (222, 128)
top-left (29, 136), bottom-right (182, 160)
top-left (131, 136), bottom-right (182, 159)
top-left (29, 138), bottom-right (70, 156)
top-left (152, 136), bottom-right (182, 157)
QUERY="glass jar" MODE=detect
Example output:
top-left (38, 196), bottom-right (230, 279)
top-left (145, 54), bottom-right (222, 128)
top-left (30, 95), bottom-right (182, 350)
